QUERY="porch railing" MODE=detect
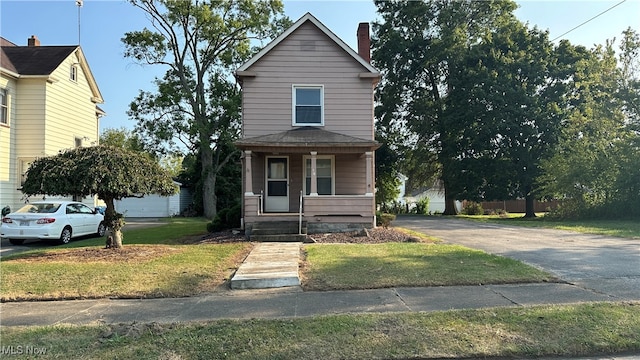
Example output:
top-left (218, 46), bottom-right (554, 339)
top-left (298, 190), bottom-right (303, 235)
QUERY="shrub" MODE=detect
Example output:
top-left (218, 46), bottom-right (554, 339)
top-left (207, 204), bottom-right (242, 232)
top-left (462, 201), bottom-right (484, 215)
top-left (414, 197), bottom-right (430, 215)
top-left (376, 211), bottom-right (396, 228)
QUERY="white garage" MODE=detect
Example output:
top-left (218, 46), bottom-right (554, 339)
top-left (115, 184), bottom-right (182, 218)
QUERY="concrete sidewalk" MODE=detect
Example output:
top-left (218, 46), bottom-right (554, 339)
top-left (1, 281), bottom-right (634, 327)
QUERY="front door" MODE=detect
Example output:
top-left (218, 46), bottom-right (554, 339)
top-left (265, 157), bottom-right (289, 212)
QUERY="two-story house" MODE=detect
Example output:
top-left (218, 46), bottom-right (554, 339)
top-left (0, 36), bottom-right (104, 212)
top-left (235, 13), bottom-right (380, 236)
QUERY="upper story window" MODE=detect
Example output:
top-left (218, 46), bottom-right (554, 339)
top-left (0, 88), bottom-right (8, 125)
top-left (70, 64), bottom-right (78, 82)
top-left (293, 85), bottom-right (323, 126)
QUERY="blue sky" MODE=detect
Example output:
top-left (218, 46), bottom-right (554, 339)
top-left (1, 0), bottom-right (638, 133)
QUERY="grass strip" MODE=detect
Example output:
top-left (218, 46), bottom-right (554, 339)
top-left (460, 215), bottom-right (640, 239)
top-left (301, 242), bottom-right (553, 290)
top-left (2, 302), bottom-right (638, 359)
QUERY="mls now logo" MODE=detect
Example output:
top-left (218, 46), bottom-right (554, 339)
top-left (1, 345), bottom-right (47, 355)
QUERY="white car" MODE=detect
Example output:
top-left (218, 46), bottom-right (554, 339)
top-left (1, 201), bottom-right (106, 245)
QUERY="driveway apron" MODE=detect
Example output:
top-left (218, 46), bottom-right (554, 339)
top-left (394, 216), bottom-right (640, 300)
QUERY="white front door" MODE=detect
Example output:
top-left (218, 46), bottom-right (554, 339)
top-left (265, 157), bottom-right (289, 212)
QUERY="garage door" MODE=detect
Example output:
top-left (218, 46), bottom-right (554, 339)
top-left (116, 195), bottom-right (170, 217)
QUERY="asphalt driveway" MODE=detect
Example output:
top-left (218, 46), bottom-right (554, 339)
top-left (394, 215), bottom-right (640, 300)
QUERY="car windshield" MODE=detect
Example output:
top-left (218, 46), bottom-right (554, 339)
top-left (16, 203), bottom-right (61, 214)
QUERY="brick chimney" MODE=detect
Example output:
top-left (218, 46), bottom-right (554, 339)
top-left (28, 35), bottom-right (40, 47)
top-left (357, 22), bottom-right (370, 63)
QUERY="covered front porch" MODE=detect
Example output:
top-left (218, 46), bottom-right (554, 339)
top-left (236, 128), bottom-right (379, 235)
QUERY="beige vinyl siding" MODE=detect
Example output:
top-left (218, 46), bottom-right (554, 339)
top-left (0, 76), bottom-right (18, 209)
top-left (288, 154), bottom-right (303, 211)
top-left (14, 78), bottom-right (46, 158)
top-left (335, 154), bottom-right (366, 195)
top-left (45, 52), bottom-right (98, 154)
top-left (303, 195), bottom-right (374, 217)
top-left (242, 21), bottom-right (374, 140)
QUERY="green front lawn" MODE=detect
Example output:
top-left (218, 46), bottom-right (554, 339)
top-left (302, 242), bottom-right (553, 290)
top-left (2, 302), bottom-right (639, 359)
top-left (0, 243), bottom-right (252, 301)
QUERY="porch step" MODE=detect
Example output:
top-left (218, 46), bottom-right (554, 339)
top-left (250, 221), bottom-right (307, 242)
top-left (251, 221), bottom-right (307, 235)
top-left (251, 234), bottom-right (308, 242)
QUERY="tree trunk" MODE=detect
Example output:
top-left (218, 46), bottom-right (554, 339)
top-left (200, 146), bottom-right (217, 219)
top-left (442, 181), bottom-right (459, 216)
top-left (103, 196), bottom-right (124, 248)
top-left (112, 229), bottom-right (124, 248)
top-left (524, 193), bottom-right (537, 218)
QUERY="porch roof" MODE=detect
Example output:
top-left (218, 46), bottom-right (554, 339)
top-left (236, 127), bottom-right (380, 153)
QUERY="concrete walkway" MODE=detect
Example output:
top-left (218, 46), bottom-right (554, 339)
top-left (230, 242), bottom-right (302, 289)
top-left (1, 282), bottom-right (631, 327)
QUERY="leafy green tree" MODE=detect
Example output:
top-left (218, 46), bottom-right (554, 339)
top-left (122, 0), bottom-right (288, 219)
top-left (100, 127), bottom-right (147, 153)
top-left (539, 30), bottom-right (640, 218)
top-left (446, 21), bottom-right (586, 217)
top-left (102, 127), bottom-right (184, 178)
top-left (372, 0), bottom-right (518, 215)
top-left (21, 146), bottom-right (177, 248)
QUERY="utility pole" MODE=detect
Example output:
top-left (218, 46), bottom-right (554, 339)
top-left (76, 0), bottom-right (83, 45)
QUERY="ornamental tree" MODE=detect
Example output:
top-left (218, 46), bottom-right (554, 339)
top-left (21, 145), bottom-right (178, 248)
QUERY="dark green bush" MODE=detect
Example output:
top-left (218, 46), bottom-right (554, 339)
top-left (462, 202), bottom-right (484, 215)
top-left (376, 211), bottom-right (396, 228)
top-left (207, 204), bottom-right (242, 232)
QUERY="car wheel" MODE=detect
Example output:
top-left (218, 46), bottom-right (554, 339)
top-left (59, 227), bottom-right (72, 245)
top-left (9, 239), bottom-right (24, 245)
top-left (96, 222), bottom-right (106, 237)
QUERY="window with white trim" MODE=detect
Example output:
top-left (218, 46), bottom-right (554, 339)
top-left (0, 88), bottom-right (8, 125)
top-left (304, 156), bottom-right (334, 195)
top-left (70, 64), bottom-right (78, 82)
top-left (293, 85), bottom-right (323, 126)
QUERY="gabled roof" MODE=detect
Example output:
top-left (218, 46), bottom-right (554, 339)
top-left (1, 45), bottom-right (77, 75)
top-left (236, 127), bottom-right (379, 150)
top-left (237, 12), bottom-right (379, 75)
top-left (1, 40), bottom-right (104, 104)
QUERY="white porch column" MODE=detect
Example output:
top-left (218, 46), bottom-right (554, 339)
top-left (310, 151), bottom-right (318, 196)
top-left (244, 150), bottom-right (254, 195)
top-left (365, 151), bottom-right (373, 195)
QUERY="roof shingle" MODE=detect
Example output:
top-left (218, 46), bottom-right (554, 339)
top-left (1, 45), bottom-right (77, 75)
top-left (236, 127), bottom-right (379, 149)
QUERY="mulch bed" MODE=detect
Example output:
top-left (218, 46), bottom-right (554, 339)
top-left (10, 246), bottom-right (183, 263)
top-left (190, 227), bottom-right (419, 244)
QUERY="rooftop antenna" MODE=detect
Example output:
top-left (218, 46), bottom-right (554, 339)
top-left (76, 0), bottom-right (83, 45)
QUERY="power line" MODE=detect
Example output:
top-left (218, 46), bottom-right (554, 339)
top-left (551, 0), bottom-right (627, 42)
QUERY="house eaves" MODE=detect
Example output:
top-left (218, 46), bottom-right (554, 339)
top-left (74, 47), bottom-right (104, 104)
top-left (236, 127), bottom-right (380, 151)
top-left (236, 12), bottom-right (379, 75)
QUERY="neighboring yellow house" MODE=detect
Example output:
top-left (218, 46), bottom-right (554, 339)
top-left (0, 36), bottom-right (105, 212)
